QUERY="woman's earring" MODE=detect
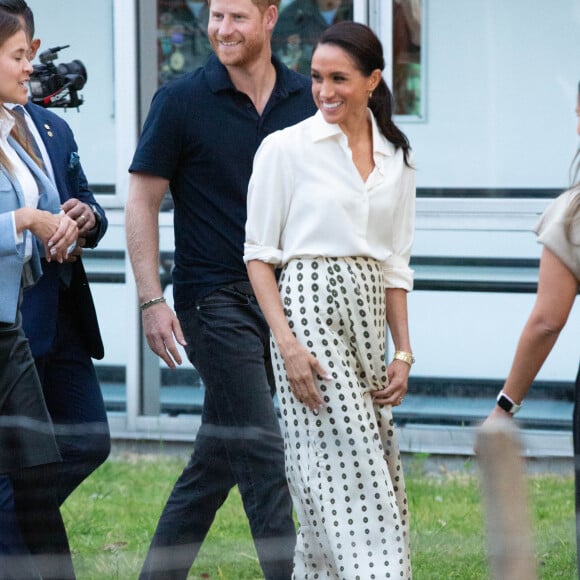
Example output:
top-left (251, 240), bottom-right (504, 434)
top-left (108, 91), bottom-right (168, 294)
top-left (369, 90), bottom-right (373, 99)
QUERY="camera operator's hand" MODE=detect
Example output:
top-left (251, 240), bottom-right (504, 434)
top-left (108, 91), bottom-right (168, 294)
top-left (62, 198), bottom-right (96, 235)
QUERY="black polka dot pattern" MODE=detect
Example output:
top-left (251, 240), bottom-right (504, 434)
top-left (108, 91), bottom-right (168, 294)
top-left (272, 257), bottom-right (411, 579)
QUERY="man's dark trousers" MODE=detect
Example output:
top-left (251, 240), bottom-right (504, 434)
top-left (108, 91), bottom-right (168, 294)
top-left (139, 284), bottom-right (296, 580)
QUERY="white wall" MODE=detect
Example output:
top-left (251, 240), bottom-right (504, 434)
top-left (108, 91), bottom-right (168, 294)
top-left (20, 1), bottom-right (578, 399)
top-left (26, 0), bottom-right (116, 188)
top-left (23, 0), bottom-right (580, 192)
top-left (402, 0), bottom-right (580, 189)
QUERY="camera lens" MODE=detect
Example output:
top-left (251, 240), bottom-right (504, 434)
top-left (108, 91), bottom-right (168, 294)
top-left (57, 60), bottom-right (87, 90)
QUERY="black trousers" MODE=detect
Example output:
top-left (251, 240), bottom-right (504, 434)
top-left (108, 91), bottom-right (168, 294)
top-left (0, 311), bottom-right (74, 579)
top-left (7, 464), bottom-right (75, 579)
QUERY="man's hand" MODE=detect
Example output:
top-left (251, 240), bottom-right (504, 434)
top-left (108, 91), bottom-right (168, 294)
top-left (142, 302), bottom-right (187, 368)
top-left (61, 198), bottom-right (96, 235)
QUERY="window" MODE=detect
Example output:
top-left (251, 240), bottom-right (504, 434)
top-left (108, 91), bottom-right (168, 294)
top-left (273, 0), bottom-right (354, 75)
top-left (392, 0), bottom-right (423, 117)
top-left (156, 0), bottom-right (211, 85)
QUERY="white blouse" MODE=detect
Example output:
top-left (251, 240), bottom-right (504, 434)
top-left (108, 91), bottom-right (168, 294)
top-left (244, 110), bottom-right (416, 291)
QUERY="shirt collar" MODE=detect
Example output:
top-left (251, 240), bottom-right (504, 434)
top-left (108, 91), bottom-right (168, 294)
top-left (205, 52), bottom-right (308, 99)
top-left (310, 108), bottom-right (396, 158)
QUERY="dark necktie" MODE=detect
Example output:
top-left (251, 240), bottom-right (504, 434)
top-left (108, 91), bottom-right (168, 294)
top-left (12, 105), bottom-right (48, 175)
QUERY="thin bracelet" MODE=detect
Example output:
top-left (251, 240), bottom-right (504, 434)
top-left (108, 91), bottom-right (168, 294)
top-left (139, 296), bottom-right (166, 311)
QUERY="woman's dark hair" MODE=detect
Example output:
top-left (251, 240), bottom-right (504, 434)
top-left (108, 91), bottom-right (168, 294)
top-left (314, 21), bottom-right (412, 167)
top-left (0, 0), bottom-right (33, 39)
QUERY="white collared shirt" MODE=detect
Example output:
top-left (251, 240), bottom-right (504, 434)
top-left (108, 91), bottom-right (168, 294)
top-left (244, 110), bottom-right (416, 290)
top-left (0, 109), bottom-right (39, 258)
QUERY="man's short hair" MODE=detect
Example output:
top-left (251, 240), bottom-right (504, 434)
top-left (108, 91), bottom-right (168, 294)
top-left (253, 0), bottom-right (281, 9)
top-left (0, 0), bottom-right (34, 38)
top-left (207, 0), bottom-right (281, 10)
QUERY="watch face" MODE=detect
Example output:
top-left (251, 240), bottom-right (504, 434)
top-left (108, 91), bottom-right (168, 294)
top-left (497, 394), bottom-right (513, 413)
top-left (497, 393), bottom-right (520, 414)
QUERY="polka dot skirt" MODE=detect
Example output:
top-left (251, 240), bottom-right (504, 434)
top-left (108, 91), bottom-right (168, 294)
top-left (272, 257), bottom-right (411, 579)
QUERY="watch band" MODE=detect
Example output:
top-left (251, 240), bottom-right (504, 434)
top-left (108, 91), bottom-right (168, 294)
top-left (496, 391), bottom-right (522, 415)
top-left (90, 203), bottom-right (101, 221)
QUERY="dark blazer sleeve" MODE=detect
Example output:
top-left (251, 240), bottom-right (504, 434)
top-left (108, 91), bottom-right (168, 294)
top-left (25, 103), bottom-right (108, 247)
top-left (22, 103), bottom-right (107, 359)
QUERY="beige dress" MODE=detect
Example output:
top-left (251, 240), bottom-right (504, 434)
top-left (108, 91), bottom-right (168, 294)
top-left (534, 188), bottom-right (580, 281)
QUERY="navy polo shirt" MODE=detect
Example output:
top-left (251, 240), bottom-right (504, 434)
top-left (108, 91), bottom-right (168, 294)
top-left (130, 53), bottom-right (317, 311)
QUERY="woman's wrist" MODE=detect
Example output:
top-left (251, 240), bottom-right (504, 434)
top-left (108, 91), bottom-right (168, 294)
top-left (392, 350), bottom-right (415, 367)
top-left (13, 207), bottom-right (33, 233)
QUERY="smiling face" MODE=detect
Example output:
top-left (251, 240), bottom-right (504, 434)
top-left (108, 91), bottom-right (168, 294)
top-left (207, 0), bottom-right (277, 69)
top-left (311, 42), bottom-right (380, 131)
top-left (0, 29), bottom-right (31, 106)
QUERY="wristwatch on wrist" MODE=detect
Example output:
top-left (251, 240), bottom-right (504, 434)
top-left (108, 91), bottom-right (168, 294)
top-left (89, 203), bottom-right (101, 223)
top-left (496, 391), bottom-right (522, 415)
top-left (86, 203), bottom-right (101, 233)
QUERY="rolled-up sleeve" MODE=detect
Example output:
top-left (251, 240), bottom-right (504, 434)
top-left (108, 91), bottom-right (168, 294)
top-left (244, 132), bottom-right (293, 266)
top-left (383, 162), bottom-right (416, 291)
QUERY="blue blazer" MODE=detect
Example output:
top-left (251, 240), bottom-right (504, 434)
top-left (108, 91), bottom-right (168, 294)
top-left (0, 134), bottom-right (61, 324)
top-left (21, 104), bottom-right (108, 359)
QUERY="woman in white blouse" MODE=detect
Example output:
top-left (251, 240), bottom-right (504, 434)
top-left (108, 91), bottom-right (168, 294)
top-left (245, 21), bottom-right (415, 579)
top-left (0, 11), bottom-right (77, 579)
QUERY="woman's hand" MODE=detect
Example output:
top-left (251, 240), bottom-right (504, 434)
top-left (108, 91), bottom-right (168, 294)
top-left (280, 338), bottom-right (329, 412)
top-left (474, 406), bottom-right (514, 454)
top-left (479, 406), bottom-right (513, 435)
top-left (17, 208), bottom-right (79, 262)
top-left (371, 359), bottom-right (410, 406)
top-left (247, 259), bottom-right (330, 412)
top-left (44, 212), bottom-right (79, 262)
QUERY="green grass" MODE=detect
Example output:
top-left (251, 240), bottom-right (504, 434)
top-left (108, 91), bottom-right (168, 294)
top-left (62, 453), bottom-right (577, 579)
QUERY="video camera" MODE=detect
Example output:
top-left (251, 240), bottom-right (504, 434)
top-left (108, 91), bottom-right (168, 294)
top-left (29, 45), bottom-right (87, 109)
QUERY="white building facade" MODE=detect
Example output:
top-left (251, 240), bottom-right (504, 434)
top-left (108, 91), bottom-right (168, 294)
top-left (25, 0), bottom-right (580, 457)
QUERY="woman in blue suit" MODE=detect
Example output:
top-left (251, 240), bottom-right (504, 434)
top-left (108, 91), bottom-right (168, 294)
top-left (0, 10), bottom-right (77, 579)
